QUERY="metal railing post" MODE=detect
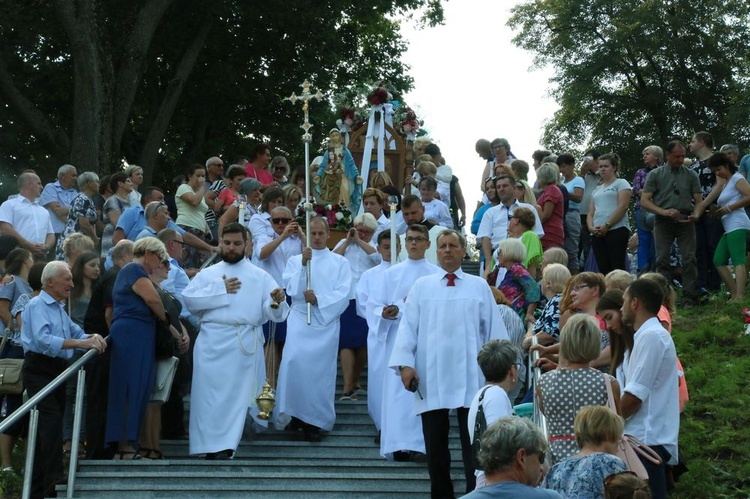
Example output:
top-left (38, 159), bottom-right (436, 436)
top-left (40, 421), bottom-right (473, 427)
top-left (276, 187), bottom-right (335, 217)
top-left (67, 368), bottom-right (86, 498)
top-left (22, 408), bottom-right (39, 499)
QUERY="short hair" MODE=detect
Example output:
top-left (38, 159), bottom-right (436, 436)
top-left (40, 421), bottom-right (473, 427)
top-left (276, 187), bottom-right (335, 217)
top-left (225, 165), bottom-right (246, 180)
top-left (490, 138), bottom-right (511, 151)
top-left (27, 262), bottom-right (46, 292)
top-left (57, 164), bottom-right (76, 178)
top-left (584, 149), bottom-right (601, 159)
top-left (132, 236), bottom-right (168, 261)
top-left (406, 224), bottom-right (429, 238)
top-left (145, 201), bottom-right (165, 220)
top-left (354, 212), bottom-right (378, 231)
top-left (416, 161), bottom-right (436, 179)
top-left (141, 186), bottom-right (164, 205)
top-left (4, 248), bottom-right (32, 276)
top-left (418, 176), bottom-right (437, 190)
top-left (205, 156), bottom-right (223, 168)
top-left (510, 159), bottom-right (529, 181)
top-left (576, 271), bottom-right (606, 296)
top-left (559, 314), bottom-right (602, 364)
top-left (261, 187), bottom-right (285, 213)
top-left (99, 174), bottom-right (112, 195)
top-left (626, 278), bottom-right (664, 315)
top-left (497, 237), bottom-right (526, 264)
top-left (401, 194), bottom-right (423, 210)
top-left (493, 174), bottom-right (515, 187)
top-left (535, 163), bottom-right (559, 186)
top-left (604, 472), bottom-right (652, 499)
top-left (270, 205), bottom-right (293, 218)
top-left (599, 153), bottom-right (621, 172)
top-left (512, 206), bottom-right (536, 230)
top-left (720, 144), bottom-right (740, 156)
top-left (542, 263), bottom-right (571, 295)
top-left (556, 153), bottom-right (575, 167)
top-left (436, 229), bottom-right (466, 248)
top-left (221, 221), bottom-right (248, 241)
top-left (693, 131), bottom-right (714, 149)
top-left (377, 230), bottom-right (393, 246)
top-left (17, 172), bottom-right (36, 191)
top-left (109, 172), bottom-right (129, 193)
top-left (308, 216), bottom-right (329, 232)
top-left (477, 340), bottom-right (519, 383)
top-left (111, 239), bottom-right (134, 264)
top-left (604, 269), bottom-right (635, 293)
top-left (424, 143), bottom-right (441, 156)
top-left (478, 416), bottom-right (547, 474)
top-left (542, 247), bottom-right (568, 267)
top-left (62, 233), bottom-right (95, 259)
top-left (574, 406), bottom-right (624, 449)
top-left (707, 151), bottom-right (737, 173)
top-left (185, 163), bottom-right (205, 179)
top-left (665, 140), bottom-right (685, 154)
top-left (270, 156), bottom-right (290, 177)
top-left (124, 164), bottom-right (143, 178)
top-left (0, 235), bottom-right (19, 260)
top-left (239, 178), bottom-right (262, 195)
top-left (642, 145), bottom-right (664, 162)
top-left (250, 143), bottom-right (270, 161)
top-left (638, 272), bottom-right (675, 313)
top-left (77, 171), bottom-right (99, 190)
top-left (362, 188), bottom-right (386, 204)
top-left (532, 150), bottom-right (552, 163)
top-left (41, 260), bottom-right (70, 286)
top-left (156, 228), bottom-right (180, 245)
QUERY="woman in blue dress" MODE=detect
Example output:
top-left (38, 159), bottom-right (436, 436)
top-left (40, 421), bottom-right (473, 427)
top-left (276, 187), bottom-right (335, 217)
top-left (105, 237), bottom-right (169, 460)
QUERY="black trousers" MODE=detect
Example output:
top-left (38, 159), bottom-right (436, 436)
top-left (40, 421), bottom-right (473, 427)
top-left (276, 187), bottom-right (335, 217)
top-left (85, 349), bottom-right (111, 459)
top-left (420, 408), bottom-right (474, 499)
top-left (23, 353), bottom-right (68, 499)
top-left (640, 444), bottom-right (672, 499)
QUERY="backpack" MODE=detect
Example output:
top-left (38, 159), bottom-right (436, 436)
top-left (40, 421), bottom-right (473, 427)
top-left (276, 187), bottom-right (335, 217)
top-left (471, 386), bottom-right (492, 470)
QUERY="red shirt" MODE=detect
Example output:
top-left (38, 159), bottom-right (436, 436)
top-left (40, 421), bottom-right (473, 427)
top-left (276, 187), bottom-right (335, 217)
top-left (245, 164), bottom-right (274, 185)
top-left (538, 184), bottom-right (565, 250)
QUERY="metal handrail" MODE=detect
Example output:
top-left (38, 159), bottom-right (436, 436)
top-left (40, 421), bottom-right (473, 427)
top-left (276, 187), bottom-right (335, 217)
top-left (528, 336), bottom-right (549, 440)
top-left (0, 338), bottom-right (107, 499)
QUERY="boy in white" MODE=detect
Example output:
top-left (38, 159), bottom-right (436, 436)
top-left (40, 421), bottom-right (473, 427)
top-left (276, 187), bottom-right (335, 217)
top-left (418, 177), bottom-right (453, 228)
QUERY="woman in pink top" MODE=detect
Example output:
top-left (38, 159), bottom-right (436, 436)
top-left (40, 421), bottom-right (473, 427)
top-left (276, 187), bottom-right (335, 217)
top-left (535, 163), bottom-right (565, 250)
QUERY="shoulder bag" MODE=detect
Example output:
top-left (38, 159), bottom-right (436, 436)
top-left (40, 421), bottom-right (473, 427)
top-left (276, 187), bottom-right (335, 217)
top-left (0, 329), bottom-right (24, 395)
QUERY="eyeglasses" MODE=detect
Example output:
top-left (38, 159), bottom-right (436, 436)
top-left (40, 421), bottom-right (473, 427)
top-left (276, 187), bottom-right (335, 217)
top-left (172, 240), bottom-right (185, 246)
top-left (533, 451), bottom-right (546, 465)
top-left (572, 284), bottom-right (591, 292)
top-left (161, 259), bottom-right (171, 269)
top-left (272, 217), bottom-right (291, 224)
top-left (405, 236), bottom-right (428, 243)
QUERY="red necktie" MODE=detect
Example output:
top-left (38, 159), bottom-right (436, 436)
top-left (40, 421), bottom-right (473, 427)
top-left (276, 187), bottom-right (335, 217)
top-left (446, 273), bottom-right (457, 287)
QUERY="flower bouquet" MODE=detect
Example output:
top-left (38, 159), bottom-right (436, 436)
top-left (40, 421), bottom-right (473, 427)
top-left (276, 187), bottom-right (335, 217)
top-left (296, 202), bottom-right (353, 231)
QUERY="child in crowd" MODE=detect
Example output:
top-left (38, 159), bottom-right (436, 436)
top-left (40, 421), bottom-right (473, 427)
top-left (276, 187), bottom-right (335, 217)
top-left (524, 263), bottom-right (571, 350)
top-left (604, 269), bottom-right (635, 293)
top-left (418, 177), bottom-right (453, 228)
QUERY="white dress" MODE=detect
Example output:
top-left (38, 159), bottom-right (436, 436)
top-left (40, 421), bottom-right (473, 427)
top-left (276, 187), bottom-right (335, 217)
top-left (183, 259), bottom-right (289, 455)
top-left (275, 248), bottom-right (352, 430)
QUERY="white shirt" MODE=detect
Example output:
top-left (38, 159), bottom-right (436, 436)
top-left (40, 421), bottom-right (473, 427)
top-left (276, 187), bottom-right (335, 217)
top-left (422, 199), bottom-right (454, 228)
top-left (253, 233), bottom-right (303, 287)
top-left (333, 239), bottom-right (381, 299)
top-left (0, 195), bottom-right (54, 245)
top-left (476, 200), bottom-right (544, 249)
top-left (718, 172), bottom-right (750, 233)
top-left (467, 384), bottom-right (514, 443)
top-left (249, 212), bottom-right (273, 246)
top-left (39, 180), bottom-right (78, 234)
top-left (622, 317), bottom-right (679, 464)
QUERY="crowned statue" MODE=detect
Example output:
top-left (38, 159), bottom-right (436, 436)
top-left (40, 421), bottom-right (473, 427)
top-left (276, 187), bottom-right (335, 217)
top-left (314, 128), bottom-right (363, 211)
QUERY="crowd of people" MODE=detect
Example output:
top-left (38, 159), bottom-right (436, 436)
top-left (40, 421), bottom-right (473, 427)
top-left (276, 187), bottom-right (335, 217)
top-left (1, 131), bottom-right (745, 499)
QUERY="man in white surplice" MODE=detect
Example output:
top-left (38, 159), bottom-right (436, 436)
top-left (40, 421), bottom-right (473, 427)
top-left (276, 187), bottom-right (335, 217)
top-left (355, 230), bottom-right (400, 438)
top-left (377, 224), bottom-right (440, 461)
top-left (183, 223), bottom-right (289, 459)
top-left (275, 217), bottom-right (351, 441)
top-left (389, 229), bottom-right (508, 497)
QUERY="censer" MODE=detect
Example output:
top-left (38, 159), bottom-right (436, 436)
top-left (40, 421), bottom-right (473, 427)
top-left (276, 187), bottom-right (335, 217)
top-left (256, 304), bottom-right (280, 420)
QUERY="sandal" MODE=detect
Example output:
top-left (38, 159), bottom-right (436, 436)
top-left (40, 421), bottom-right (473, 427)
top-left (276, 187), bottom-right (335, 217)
top-left (113, 451), bottom-right (146, 461)
top-left (138, 448), bottom-right (163, 459)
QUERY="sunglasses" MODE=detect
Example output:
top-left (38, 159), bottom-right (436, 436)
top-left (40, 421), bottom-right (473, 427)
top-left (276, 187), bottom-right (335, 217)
top-left (272, 217), bottom-right (291, 224)
top-left (161, 259), bottom-right (171, 269)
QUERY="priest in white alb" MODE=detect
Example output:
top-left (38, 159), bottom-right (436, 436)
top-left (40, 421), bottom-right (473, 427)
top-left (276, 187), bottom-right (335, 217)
top-left (275, 216), bottom-right (351, 441)
top-left (377, 224), bottom-right (441, 461)
top-left (389, 229), bottom-right (508, 497)
top-left (183, 223), bottom-right (289, 460)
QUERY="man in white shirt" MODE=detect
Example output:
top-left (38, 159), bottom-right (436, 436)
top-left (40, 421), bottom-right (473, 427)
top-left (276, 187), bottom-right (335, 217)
top-left (0, 172), bottom-right (55, 258)
top-left (477, 175), bottom-right (544, 273)
top-left (390, 229), bottom-right (508, 497)
top-left (620, 279), bottom-right (679, 499)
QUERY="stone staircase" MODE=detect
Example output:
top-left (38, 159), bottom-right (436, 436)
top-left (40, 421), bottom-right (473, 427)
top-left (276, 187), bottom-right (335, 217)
top-left (62, 370), bottom-right (468, 498)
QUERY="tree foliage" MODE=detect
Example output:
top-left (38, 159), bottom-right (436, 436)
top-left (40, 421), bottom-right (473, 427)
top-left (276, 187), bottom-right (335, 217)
top-left (508, 0), bottom-right (750, 176)
top-left (0, 0), bottom-right (444, 194)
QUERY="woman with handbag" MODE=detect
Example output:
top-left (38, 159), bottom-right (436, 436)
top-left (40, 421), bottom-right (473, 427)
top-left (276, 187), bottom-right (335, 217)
top-left (543, 406), bottom-right (628, 498)
top-left (0, 251), bottom-right (40, 474)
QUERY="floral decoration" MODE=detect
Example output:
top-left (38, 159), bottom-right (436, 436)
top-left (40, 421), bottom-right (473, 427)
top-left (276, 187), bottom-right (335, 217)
top-left (296, 202), bottom-right (353, 231)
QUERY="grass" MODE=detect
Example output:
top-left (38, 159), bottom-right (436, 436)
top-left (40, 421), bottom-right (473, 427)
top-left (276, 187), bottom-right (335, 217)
top-left (671, 297), bottom-right (750, 498)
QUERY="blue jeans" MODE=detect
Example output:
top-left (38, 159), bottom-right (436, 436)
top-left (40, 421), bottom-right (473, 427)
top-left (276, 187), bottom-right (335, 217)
top-left (635, 208), bottom-right (655, 272)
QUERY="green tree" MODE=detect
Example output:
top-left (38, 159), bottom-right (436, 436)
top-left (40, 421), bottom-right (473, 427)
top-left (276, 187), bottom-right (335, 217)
top-left (0, 0), bottom-right (443, 193)
top-left (508, 0), bottom-right (750, 176)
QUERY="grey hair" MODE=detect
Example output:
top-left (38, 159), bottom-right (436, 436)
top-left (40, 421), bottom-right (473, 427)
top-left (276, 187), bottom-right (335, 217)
top-left (111, 239), bottom-right (134, 264)
top-left (57, 164), bottom-right (76, 178)
top-left (720, 144), bottom-right (740, 156)
top-left (144, 201), bottom-right (165, 220)
top-left (125, 164), bottom-right (143, 177)
top-left (353, 212), bottom-right (378, 231)
top-left (270, 205), bottom-right (293, 217)
top-left (77, 171), bottom-right (99, 190)
top-left (497, 237), bottom-right (526, 264)
top-left (536, 163), bottom-right (559, 186)
top-left (239, 177), bottom-right (262, 195)
top-left (436, 229), bottom-right (466, 248)
top-left (478, 416), bottom-right (547, 474)
top-left (41, 260), bottom-right (71, 285)
top-left (132, 236), bottom-right (168, 260)
top-left (642, 145), bottom-right (664, 162)
top-left (477, 340), bottom-right (519, 383)
top-left (270, 156), bottom-right (290, 177)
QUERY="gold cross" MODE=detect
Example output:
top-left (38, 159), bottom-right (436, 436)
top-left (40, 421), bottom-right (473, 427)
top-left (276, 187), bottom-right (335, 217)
top-left (284, 79), bottom-right (324, 143)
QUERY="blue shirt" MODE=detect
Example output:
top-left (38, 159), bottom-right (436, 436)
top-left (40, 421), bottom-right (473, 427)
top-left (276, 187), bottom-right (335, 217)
top-left (21, 290), bottom-right (88, 359)
top-left (135, 225), bottom-right (158, 240)
top-left (461, 481), bottom-right (562, 498)
top-left (162, 256), bottom-right (197, 328)
top-left (116, 205), bottom-right (185, 241)
top-left (39, 180), bottom-right (78, 234)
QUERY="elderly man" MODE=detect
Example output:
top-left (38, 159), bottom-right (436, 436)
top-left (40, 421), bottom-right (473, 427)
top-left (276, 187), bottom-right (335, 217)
top-left (390, 230), bottom-right (508, 497)
top-left (641, 140), bottom-right (702, 306)
top-left (275, 217), bottom-right (351, 442)
top-left (39, 164), bottom-right (78, 243)
top-left (462, 417), bottom-right (561, 498)
top-left (135, 201), bottom-right (171, 240)
top-left (0, 172), bottom-right (55, 258)
top-left (183, 223), bottom-right (288, 460)
top-left (203, 156), bottom-right (226, 240)
top-left (22, 261), bottom-right (106, 498)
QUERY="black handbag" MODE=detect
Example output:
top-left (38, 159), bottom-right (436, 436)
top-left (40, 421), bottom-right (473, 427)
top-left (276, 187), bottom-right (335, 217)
top-left (471, 386), bottom-right (492, 470)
